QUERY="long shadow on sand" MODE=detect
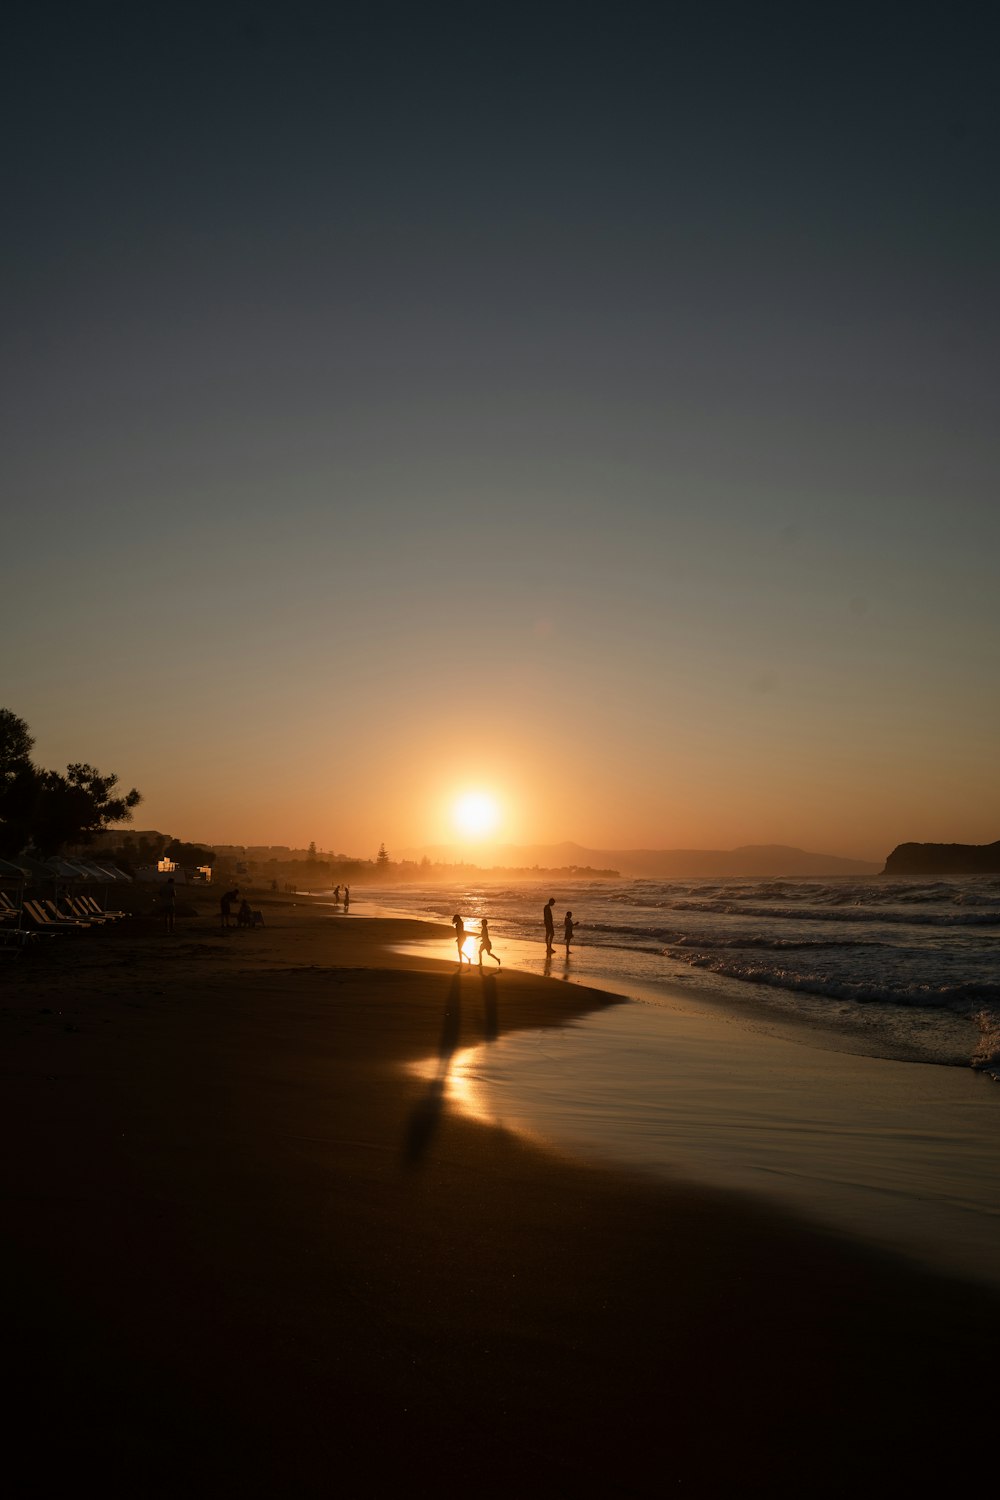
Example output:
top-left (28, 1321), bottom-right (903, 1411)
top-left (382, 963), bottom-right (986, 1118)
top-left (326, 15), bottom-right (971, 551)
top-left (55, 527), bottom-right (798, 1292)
top-left (403, 973), bottom-right (463, 1168)
top-left (479, 969), bottom-right (498, 1041)
top-left (403, 969), bottom-right (501, 1167)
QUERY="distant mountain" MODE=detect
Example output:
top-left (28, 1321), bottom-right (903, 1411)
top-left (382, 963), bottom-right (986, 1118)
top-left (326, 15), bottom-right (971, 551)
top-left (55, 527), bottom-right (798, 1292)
top-left (882, 840), bottom-right (1000, 876)
top-left (399, 841), bottom-right (880, 878)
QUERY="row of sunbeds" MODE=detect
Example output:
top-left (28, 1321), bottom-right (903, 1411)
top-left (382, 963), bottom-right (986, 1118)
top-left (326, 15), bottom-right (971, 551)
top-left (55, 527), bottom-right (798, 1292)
top-left (0, 891), bottom-right (127, 947)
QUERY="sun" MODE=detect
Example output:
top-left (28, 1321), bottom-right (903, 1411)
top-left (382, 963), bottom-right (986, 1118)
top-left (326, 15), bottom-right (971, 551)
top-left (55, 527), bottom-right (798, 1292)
top-left (452, 791), bottom-right (501, 840)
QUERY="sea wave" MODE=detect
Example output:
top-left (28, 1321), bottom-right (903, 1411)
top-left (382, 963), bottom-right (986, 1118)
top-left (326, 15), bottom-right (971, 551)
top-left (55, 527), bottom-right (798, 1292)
top-left (661, 900), bottom-right (1000, 927)
top-left (583, 922), bottom-right (883, 952)
top-left (616, 879), bottom-right (1000, 911)
top-left (670, 952), bottom-right (1000, 1012)
top-left (972, 1010), bottom-right (1000, 1081)
top-left (665, 933), bottom-right (887, 952)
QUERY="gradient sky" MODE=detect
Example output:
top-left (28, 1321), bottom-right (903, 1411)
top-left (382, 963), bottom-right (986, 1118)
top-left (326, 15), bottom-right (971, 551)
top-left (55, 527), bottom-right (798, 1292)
top-left (4, 2), bottom-right (998, 862)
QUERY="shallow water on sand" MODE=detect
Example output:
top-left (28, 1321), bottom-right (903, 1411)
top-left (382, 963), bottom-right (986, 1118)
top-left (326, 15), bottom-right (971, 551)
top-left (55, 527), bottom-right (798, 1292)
top-left (409, 988), bottom-right (1000, 1292)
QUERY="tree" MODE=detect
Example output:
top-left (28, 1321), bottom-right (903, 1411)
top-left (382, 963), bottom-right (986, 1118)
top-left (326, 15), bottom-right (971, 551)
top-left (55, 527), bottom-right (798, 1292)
top-left (30, 764), bottom-right (143, 858)
top-left (0, 709), bottom-right (34, 777)
top-left (0, 708), bottom-right (142, 858)
top-left (307, 841), bottom-right (317, 861)
top-left (376, 842), bottom-right (390, 870)
top-left (0, 710), bottom-right (39, 858)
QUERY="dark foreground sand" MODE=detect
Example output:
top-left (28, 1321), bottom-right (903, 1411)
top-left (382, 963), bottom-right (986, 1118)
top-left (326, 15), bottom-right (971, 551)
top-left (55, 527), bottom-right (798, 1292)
top-left (3, 899), bottom-right (998, 1495)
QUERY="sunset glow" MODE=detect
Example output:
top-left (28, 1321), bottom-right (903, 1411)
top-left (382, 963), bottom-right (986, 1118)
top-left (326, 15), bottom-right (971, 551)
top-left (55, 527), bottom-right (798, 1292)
top-left (452, 792), bottom-right (501, 841)
top-left (3, 8), bottom-right (997, 868)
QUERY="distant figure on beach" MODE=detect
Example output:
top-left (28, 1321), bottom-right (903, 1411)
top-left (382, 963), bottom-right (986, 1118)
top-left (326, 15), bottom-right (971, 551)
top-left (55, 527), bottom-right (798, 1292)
top-left (479, 917), bottom-right (500, 969)
top-left (161, 877), bottom-right (176, 935)
top-left (452, 914), bottom-right (472, 965)
top-left (543, 897), bottom-right (556, 953)
top-left (343, 885), bottom-right (350, 910)
top-left (333, 884), bottom-right (340, 903)
top-left (563, 910), bottom-right (574, 954)
top-left (220, 887), bottom-right (240, 929)
top-left (237, 897), bottom-right (253, 928)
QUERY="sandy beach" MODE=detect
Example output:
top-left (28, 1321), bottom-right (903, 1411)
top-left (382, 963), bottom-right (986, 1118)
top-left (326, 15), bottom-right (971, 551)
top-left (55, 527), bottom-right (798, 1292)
top-left (3, 896), bottom-right (998, 1495)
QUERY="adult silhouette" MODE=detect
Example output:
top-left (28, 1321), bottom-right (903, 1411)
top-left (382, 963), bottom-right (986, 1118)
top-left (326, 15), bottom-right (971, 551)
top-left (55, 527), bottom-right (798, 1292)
top-left (543, 896), bottom-right (556, 953)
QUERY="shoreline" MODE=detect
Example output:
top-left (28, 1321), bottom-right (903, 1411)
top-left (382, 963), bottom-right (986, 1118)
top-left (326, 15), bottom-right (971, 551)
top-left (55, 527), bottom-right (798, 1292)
top-left (385, 914), bottom-right (1000, 1290)
top-left (3, 897), bottom-right (999, 1492)
top-left (363, 882), bottom-right (991, 1071)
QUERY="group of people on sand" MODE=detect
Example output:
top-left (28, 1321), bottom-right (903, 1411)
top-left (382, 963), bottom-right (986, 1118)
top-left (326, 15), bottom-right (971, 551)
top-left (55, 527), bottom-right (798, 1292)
top-left (451, 897), bottom-right (577, 969)
top-left (219, 888), bottom-right (263, 929)
top-left (451, 913), bottom-right (500, 969)
top-left (332, 884), bottom-right (350, 910)
top-left (543, 896), bottom-right (574, 956)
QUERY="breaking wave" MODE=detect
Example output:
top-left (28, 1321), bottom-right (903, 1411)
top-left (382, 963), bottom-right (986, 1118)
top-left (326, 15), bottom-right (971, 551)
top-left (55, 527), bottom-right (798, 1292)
top-left (670, 951), bottom-right (1000, 1013)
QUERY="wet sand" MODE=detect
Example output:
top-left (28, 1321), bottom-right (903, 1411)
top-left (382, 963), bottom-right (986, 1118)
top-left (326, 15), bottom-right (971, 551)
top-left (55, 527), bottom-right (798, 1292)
top-left (3, 897), bottom-right (998, 1494)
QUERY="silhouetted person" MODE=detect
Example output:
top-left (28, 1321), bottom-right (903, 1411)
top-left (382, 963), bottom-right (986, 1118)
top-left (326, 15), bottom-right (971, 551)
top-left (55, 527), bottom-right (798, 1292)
top-left (478, 917), bottom-right (500, 969)
top-left (452, 914), bottom-right (472, 965)
top-left (220, 887), bottom-right (239, 929)
top-left (237, 897), bottom-right (253, 928)
top-left (333, 884), bottom-right (341, 903)
top-left (563, 910), bottom-right (574, 955)
top-left (161, 877), bottom-right (176, 935)
top-left (543, 896), bottom-right (556, 953)
top-left (343, 885), bottom-right (350, 910)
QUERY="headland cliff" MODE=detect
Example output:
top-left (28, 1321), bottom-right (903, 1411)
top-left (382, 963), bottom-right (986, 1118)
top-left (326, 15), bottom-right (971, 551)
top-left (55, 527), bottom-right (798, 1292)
top-left (882, 840), bottom-right (1000, 876)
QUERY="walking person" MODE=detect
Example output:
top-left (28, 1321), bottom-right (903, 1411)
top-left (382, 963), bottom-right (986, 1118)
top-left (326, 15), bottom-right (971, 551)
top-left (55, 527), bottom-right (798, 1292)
top-left (452, 914), bottom-right (472, 965)
top-left (563, 909), bottom-right (574, 956)
top-left (478, 917), bottom-right (500, 969)
top-left (543, 896), bottom-right (556, 954)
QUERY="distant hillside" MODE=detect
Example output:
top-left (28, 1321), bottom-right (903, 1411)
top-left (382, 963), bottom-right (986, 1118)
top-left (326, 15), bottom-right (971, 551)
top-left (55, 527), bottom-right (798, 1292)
top-left (882, 840), bottom-right (1000, 876)
top-left (401, 841), bottom-right (880, 878)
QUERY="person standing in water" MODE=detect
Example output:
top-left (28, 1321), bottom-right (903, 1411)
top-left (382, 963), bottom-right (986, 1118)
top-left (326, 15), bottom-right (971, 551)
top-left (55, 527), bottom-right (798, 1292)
top-left (478, 917), bottom-right (500, 969)
top-left (563, 909), bottom-right (574, 955)
top-left (452, 914), bottom-right (472, 965)
top-left (543, 896), bottom-right (556, 954)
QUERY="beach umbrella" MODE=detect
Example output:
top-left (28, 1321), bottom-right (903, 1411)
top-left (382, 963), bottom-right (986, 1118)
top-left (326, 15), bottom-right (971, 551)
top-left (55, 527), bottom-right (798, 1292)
top-left (16, 855), bottom-right (61, 886)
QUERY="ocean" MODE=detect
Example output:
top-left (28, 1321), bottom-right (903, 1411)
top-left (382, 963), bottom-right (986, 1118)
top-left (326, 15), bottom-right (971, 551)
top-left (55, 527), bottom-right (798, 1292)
top-left (347, 874), bottom-right (1000, 1284)
top-left (362, 874), bottom-right (1000, 1072)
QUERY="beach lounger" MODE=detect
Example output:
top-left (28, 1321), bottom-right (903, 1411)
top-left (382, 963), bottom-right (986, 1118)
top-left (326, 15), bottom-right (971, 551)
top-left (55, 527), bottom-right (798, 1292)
top-left (79, 895), bottom-right (125, 920)
top-left (39, 899), bottom-right (91, 929)
top-left (22, 899), bottom-right (77, 933)
top-left (61, 896), bottom-right (108, 923)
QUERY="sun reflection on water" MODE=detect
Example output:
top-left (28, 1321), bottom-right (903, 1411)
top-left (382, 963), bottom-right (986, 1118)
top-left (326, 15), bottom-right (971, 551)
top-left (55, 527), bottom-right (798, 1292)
top-left (408, 1047), bottom-right (495, 1126)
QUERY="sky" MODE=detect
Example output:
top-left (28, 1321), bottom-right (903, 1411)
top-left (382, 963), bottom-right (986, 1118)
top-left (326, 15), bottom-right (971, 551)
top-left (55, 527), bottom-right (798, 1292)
top-left (4, 1), bottom-right (998, 863)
